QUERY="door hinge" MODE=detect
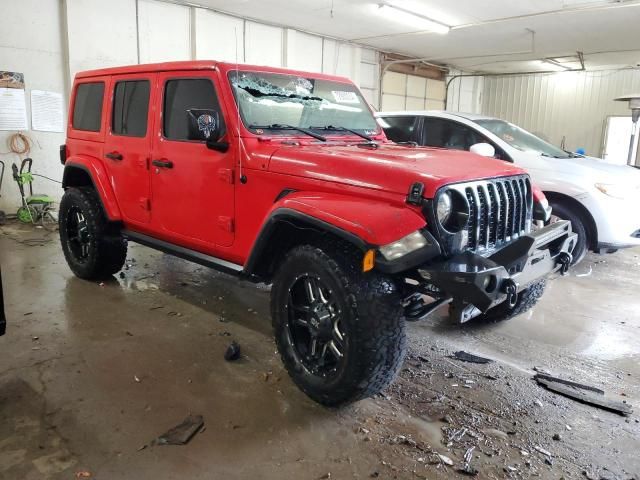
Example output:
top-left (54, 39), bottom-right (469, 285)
top-left (218, 168), bottom-right (234, 184)
top-left (140, 197), bottom-right (151, 211)
top-left (217, 216), bottom-right (234, 232)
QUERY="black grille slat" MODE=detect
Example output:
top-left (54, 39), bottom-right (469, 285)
top-left (487, 183), bottom-right (500, 247)
top-left (466, 187), bottom-right (478, 250)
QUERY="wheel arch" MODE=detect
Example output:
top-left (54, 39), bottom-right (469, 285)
top-left (244, 208), bottom-right (369, 281)
top-left (544, 190), bottom-right (598, 250)
top-left (62, 159), bottom-right (121, 221)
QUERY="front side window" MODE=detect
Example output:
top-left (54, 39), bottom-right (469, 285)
top-left (163, 78), bottom-right (224, 141)
top-left (112, 80), bottom-right (150, 137)
top-left (475, 119), bottom-right (570, 158)
top-left (377, 116), bottom-right (418, 143)
top-left (228, 71), bottom-right (379, 135)
top-left (72, 82), bottom-right (105, 132)
top-left (423, 118), bottom-right (484, 150)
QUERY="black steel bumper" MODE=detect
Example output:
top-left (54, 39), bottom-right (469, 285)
top-left (417, 220), bottom-right (577, 322)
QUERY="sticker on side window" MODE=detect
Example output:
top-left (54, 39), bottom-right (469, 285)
top-left (331, 91), bottom-right (359, 104)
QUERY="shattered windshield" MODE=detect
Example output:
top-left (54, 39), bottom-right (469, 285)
top-left (228, 71), bottom-right (379, 136)
top-left (475, 119), bottom-right (570, 158)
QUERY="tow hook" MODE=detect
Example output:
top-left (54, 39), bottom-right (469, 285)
top-left (558, 252), bottom-right (572, 275)
top-left (501, 279), bottom-right (519, 308)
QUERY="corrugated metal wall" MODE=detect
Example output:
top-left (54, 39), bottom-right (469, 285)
top-left (482, 69), bottom-right (640, 158)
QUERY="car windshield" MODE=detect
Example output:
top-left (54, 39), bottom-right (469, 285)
top-left (228, 71), bottom-right (379, 136)
top-left (474, 119), bottom-right (570, 158)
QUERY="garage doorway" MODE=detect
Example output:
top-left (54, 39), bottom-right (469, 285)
top-left (602, 115), bottom-right (640, 166)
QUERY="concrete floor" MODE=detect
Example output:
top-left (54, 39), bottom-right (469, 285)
top-left (0, 221), bottom-right (638, 479)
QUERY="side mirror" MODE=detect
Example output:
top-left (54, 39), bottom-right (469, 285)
top-left (469, 142), bottom-right (496, 158)
top-left (187, 109), bottom-right (229, 152)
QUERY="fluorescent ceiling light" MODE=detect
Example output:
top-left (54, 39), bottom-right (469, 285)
top-left (376, 3), bottom-right (451, 34)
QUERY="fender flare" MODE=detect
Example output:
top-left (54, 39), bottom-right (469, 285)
top-left (62, 156), bottom-right (121, 221)
top-left (244, 191), bottom-right (428, 277)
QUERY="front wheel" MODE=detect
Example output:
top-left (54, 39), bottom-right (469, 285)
top-left (271, 243), bottom-right (406, 406)
top-left (59, 187), bottom-right (127, 280)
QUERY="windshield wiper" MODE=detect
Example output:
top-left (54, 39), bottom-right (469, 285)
top-left (248, 123), bottom-right (326, 141)
top-left (540, 152), bottom-right (568, 159)
top-left (309, 125), bottom-right (373, 142)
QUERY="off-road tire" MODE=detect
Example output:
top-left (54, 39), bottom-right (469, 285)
top-left (548, 201), bottom-right (588, 265)
top-left (477, 279), bottom-right (546, 322)
top-left (59, 187), bottom-right (127, 280)
top-left (271, 242), bottom-right (406, 406)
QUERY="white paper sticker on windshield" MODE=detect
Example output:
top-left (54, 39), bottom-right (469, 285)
top-left (332, 90), bottom-right (359, 104)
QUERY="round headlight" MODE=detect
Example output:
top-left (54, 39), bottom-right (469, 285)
top-left (437, 191), bottom-right (453, 224)
top-left (436, 189), bottom-right (470, 233)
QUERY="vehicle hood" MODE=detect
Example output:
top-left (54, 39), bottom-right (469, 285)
top-left (268, 143), bottom-right (525, 198)
top-left (517, 151), bottom-right (640, 186)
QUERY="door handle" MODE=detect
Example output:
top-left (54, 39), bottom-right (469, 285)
top-left (105, 151), bottom-right (123, 161)
top-left (152, 159), bottom-right (173, 169)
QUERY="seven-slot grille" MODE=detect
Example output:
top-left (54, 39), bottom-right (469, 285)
top-left (459, 175), bottom-right (532, 252)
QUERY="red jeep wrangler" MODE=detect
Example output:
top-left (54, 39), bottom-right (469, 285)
top-left (59, 61), bottom-right (576, 406)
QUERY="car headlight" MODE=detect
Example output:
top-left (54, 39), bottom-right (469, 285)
top-left (594, 183), bottom-right (639, 200)
top-left (379, 231), bottom-right (428, 261)
top-left (436, 189), bottom-right (470, 233)
top-left (437, 191), bottom-right (452, 224)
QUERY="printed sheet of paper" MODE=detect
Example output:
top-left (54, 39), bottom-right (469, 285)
top-left (31, 90), bottom-right (64, 132)
top-left (0, 87), bottom-right (28, 131)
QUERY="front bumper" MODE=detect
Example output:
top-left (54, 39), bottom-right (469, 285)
top-left (418, 220), bottom-right (577, 322)
top-left (578, 191), bottom-right (640, 249)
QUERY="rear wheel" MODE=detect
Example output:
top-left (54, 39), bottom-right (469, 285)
top-left (548, 201), bottom-right (588, 265)
top-left (271, 243), bottom-right (406, 406)
top-left (59, 187), bottom-right (127, 280)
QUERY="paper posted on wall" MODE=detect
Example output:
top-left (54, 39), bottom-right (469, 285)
top-left (0, 87), bottom-right (28, 131)
top-left (31, 90), bottom-right (64, 132)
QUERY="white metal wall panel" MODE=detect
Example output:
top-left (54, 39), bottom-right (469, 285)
top-left (245, 22), bottom-right (283, 67)
top-left (482, 70), bottom-right (640, 158)
top-left (1, 0), bottom-right (68, 211)
top-left (285, 30), bottom-right (322, 72)
top-left (66, 0), bottom-right (138, 77)
top-left (138, 0), bottom-right (191, 63)
top-left (195, 9), bottom-right (244, 63)
top-left (322, 40), bottom-right (361, 84)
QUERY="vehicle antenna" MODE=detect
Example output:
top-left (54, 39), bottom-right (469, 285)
top-left (235, 27), bottom-right (247, 184)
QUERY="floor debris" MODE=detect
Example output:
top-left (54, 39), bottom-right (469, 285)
top-left (534, 374), bottom-right (633, 416)
top-left (452, 351), bottom-right (493, 364)
top-left (151, 415), bottom-right (205, 446)
top-left (224, 341), bottom-right (241, 361)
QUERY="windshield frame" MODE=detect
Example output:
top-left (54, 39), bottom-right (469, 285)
top-left (474, 118), bottom-right (571, 159)
top-left (226, 70), bottom-right (381, 138)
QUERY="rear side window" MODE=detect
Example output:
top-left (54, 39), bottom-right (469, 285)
top-left (379, 116), bottom-right (417, 143)
top-left (112, 80), bottom-right (150, 137)
top-left (423, 118), bottom-right (484, 150)
top-left (163, 78), bottom-right (224, 141)
top-left (72, 82), bottom-right (105, 131)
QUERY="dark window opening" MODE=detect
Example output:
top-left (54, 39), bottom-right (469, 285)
top-left (112, 80), bottom-right (150, 137)
top-left (163, 78), bottom-right (224, 141)
top-left (72, 82), bottom-right (105, 132)
top-left (423, 118), bottom-right (484, 150)
top-left (379, 116), bottom-right (418, 143)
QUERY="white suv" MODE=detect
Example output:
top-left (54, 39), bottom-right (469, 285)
top-left (376, 111), bottom-right (640, 264)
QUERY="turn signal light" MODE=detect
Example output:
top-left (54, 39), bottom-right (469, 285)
top-left (363, 249), bottom-right (375, 272)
